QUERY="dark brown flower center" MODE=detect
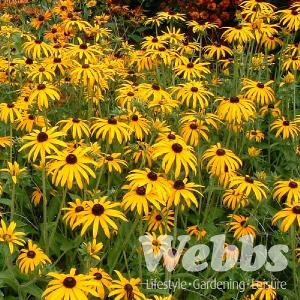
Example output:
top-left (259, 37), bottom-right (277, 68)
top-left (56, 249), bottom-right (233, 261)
top-left (106, 156), bottom-right (114, 161)
top-left (289, 181), bottom-right (298, 189)
top-left (28, 115), bottom-right (35, 120)
top-left (251, 131), bottom-right (257, 135)
top-left (268, 103), bottom-right (274, 109)
top-left (72, 118), bottom-right (80, 123)
top-left (230, 96), bottom-right (239, 103)
top-left (124, 283), bottom-right (133, 294)
top-left (291, 9), bottom-right (298, 16)
top-left (127, 92), bottom-right (134, 96)
top-left (66, 154), bottom-right (78, 164)
top-left (190, 123), bottom-right (198, 130)
top-left (152, 84), bottom-right (160, 91)
top-left (54, 57), bottom-right (61, 63)
top-left (35, 40), bottom-right (42, 44)
top-left (187, 62), bottom-right (194, 68)
top-left (136, 186), bottom-right (146, 195)
top-left (63, 277), bottom-right (77, 288)
top-left (79, 44), bottom-right (88, 50)
top-left (131, 115), bottom-right (139, 121)
top-left (27, 250), bottom-right (36, 258)
top-left (25, 58), bottom-right (33, 64)
top-left (108, 117), bottom-right (117, 125)
top-left (82, 64), bottom-right (89, 69)
top-left (191, 87), bottom-right (198, 92)
top-left (292, 206), bottom-right (300, 214)
top-left (216, 148), bottom-right (226, 156)
top-left (37, 84), bottom-right (46, 90)
top-left (39, 67), bottom-right (45, 72)
top-left (147, 171), bottom-right (158, 181)
top-left (152, 37), bottom-right (158, 43)
top-left (37, 132), bottom-right (48, 142)
top-left (94, 272), bottom-right (102, 280)
top-left (155, 214), bottom-right (163, 221)
top-left (75, 206), bottom-right (84, 213)
top-left (51, 28), bottom-right (58, 33)
top-left (38, 15), bottom-right (45, 21)
top-left (257, 82), bottom-right (264, 88)
top-left (283, 120), bottom-right (290, 126)
top-left (168, 133), bottom-right (176, 140)
top-left (7, 103), bottom-right (14, 108)
top-left (245, 176), bottom-right (254, 184)
top-left (172, 143), bottom-right (183, 153)
top-left (240, 220), bottom-right (247, 226)
top-left (174, 180), bottom-right (185, 190)
top-left (152, 240), bottom-right (160, 246)
top-left (92, 204), bottom-right (105, 216)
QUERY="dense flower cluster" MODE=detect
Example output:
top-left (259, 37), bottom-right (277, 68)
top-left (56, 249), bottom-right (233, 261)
top-left (0, 0), bottom-right (299, 299)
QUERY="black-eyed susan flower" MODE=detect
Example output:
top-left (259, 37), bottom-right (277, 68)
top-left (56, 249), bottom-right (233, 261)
top-left (202, 143), bottom-right (242, 176)
top-left (259, 101), bottom-right (281, 117)
top-left (229, 175), bottom-right (268, 201)
top-left (216, 95), bottom-right (255, 125)
top-left (246, 130), bottom-right (265, 142)
top-left (186, 225), bottom-right (207, 241)
top-left (271, 117), bottom-right (300, 139)
top-left (152, 139), bottom-right (197, 178)
top-left (204, 43), bottom-right (233, 60)
top-left (223, 243), bottom-right (239, 262)
top-left (47, 147), bottom-right (96, 189)
top-left (171, 81), bottom-right (214, 110)
top-left (122, 184), bottom-right (165, 216)
top-left (43, 268), bottom-right (98, 300)
top-left (0, 102), bottom-right (22, 124)
top-left (16, 113), bottom-right (46, 133)
top-left (228, 214), bottom-right (257, 239)
top-left (109, 271), bottom-right (146, 300)
top-left (272, 202), bottom-right (300, 232)
top-left (68, 39), bottom-right (102, 62)
top-left (242, 79), bottom-right (275, 105)
top-left (83, 239), bottom-right (103, 261)
top-left (89, 267), bottom-right (112, 299)
top-left (19, 127), bottom-right (66, 164)
top-left (124, 141), bottom-right (153, 167)
top-left (174, 59), bottom-right (210, 80)
top-left (282, 55), bottom-right (300, 72)
top-left (139, 83), bottom-right (171, 102)
top-left (28, 64), bottom-right (55, 83)
top-left (187, 20), bottom-right (218, 33)
top-left (0, 219), bottom-right (25, 254)
top-left (58, 117), bottom-right (90, 139)
top-left (97, 153), bottom-right (127, 173)
top-left (17, 239), bottom-right (51, 274)
top-left (223, 189), bottom-right (248, 210)
top-left (222, 24), bottom-right (254, 44)
top-left (153, 296), bottom-right (173, 300)
top-left (167, 179), bottom-right (202, 208)
top-left (62, 198), bottom-right (86, 228)
top-left (157, 11), bottom-right (186, 22)
top-left (143, 208), bottom-right (174, 234)
top-left (29, 83), bottom-right (60, 110)
top-left (126, 168), bottom-right (170, 201)
top-left (23, 38), bottom-right (53, 59)
top-left (1, 161), bottom-right (26, 184)
top-left (125, 109), bottom-right (150, 140)
top-left (91, 117), bottom-right (131, 144)
top-left (180, 119), bottom-right (209, 146)
top-left (248, 146), bottom-right (261, 157)
top-left (75, 197), bottom-right (127, 238)
top-left (273, 179), bottom-right (300, 204)
top-left (141, 35), bottom-right (167, 50)
top-left (278, 7), bottom-right (300, 32)
top-left (251, 281), bottom-right (276, 300)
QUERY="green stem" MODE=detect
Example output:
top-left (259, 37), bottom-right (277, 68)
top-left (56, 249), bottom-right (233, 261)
top-left (42, 167), bottom-right (48, 253)
top-left (10, 183), bottom-right (15, 221)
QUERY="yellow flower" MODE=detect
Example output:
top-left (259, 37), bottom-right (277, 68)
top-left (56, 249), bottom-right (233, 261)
top-left (228, 214), bottom-right (257, 239)
top-left (152, 139), bottom-right (197, 178)
top-left (97, 153), bottom-right (127, 173)
top-left (248, 146), bottom-right (261, 157)
top-left (186, 225), bottom-right (207, 241)
top-left (0, 219), bottom-right (25, 254)
top-left (89, 267), bottom-right (112, 299)
top-left (83, 239), bottom-right (103, 261)
top-left (23, 39), bottom-right (53, 59)
top-left (19, 127), bottom-right (66, 164)
top-left (1, 161), bottom-right (26, 184)
top-left (251, 281), bottom-right (276, 300)
top-left (47, 147), bottom-right (96, 189)
top-left (271, 117), bottom-right (300, 139)
top-left (223, 189), bottom-right (248, 210)
top-left (17, 239), bottom-right (51, 274)
top-left (273, 179), bottom-right (300, 204)
top-left (75, 197), bottom-right (127, 238)
top-left (43, 268), bottom-right (98, 300)
top-left (58, 117), bottom-right (90, 139)
top-left (0, 102), bottom-right (22, 124)
top-left (109, 271), bottom-right (146, 300)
